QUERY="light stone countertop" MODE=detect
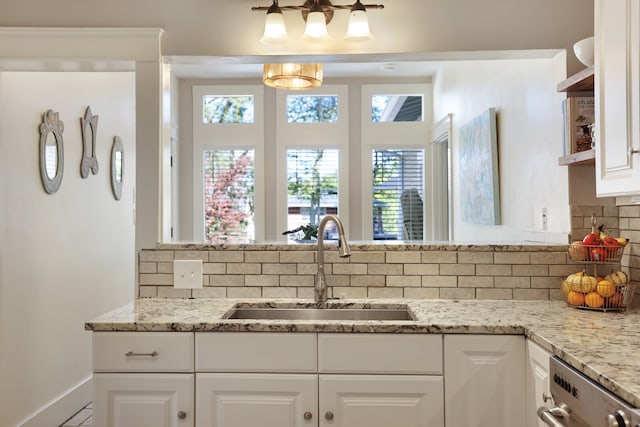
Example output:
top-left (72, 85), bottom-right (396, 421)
top-left (86, 298), bottom-right (640, 408)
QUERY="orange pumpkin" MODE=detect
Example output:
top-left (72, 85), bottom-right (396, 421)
top-left (596, 280), bottom-right (616, 298)
top-left (585, 292), bottom-right (605, 308)
top-left (606, 292), bottom-right (625, 308)
top-left (567, 291), bottom-right (586, 306)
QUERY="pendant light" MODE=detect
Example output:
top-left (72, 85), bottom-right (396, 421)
top-left (263, 63), bottom-right (323, 90)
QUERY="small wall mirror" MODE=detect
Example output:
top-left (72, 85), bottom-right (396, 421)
top-left (111, 136), bottom-right (124, 200)
top-left (39, 109), bottom-right (64, 194)
top-left (80, 106), bottom-right (99, 178)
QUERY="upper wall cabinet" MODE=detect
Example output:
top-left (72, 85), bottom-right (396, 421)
top-left (594, 0), bottom-right (640, 196)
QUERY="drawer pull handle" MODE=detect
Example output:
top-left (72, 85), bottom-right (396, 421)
top-left (177, 411), bottom-right (187, 420)
top-left (124, 350), bottom-right (159, 358)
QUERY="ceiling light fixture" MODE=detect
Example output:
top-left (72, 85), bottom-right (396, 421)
top-left (254, 0), bottom-right (383, 44)
top-left (263, 63), bottom-right (323, 90)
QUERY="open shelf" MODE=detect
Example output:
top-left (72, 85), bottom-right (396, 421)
top-left (558, 149), bottom-right (595, 166)
top-left (557, 66), bottom-right (594, 93)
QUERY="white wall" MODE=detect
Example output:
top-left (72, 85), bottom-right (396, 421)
top-left (433, 56), bottom-right (571, 243)
top-left (0, 71), bottom-right (136, 427)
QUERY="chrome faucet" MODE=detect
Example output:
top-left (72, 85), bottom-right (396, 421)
top-left (315, 215), bottom-right (351, 304)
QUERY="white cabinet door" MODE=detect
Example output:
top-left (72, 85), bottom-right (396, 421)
top-left (196, 373), bottom-right (317, 427)
top-left (526, 340), bottom-right (552, 427)
top-left (444, 335), bottom-right (525, 427)
top-left (595, 0), bottom-right (640, 196)
top-left (319, 374), bottom-right (444, 427)
top-left (93, 373), bottom-right (194, 427)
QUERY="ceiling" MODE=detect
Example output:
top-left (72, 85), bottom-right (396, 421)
top-left (165, 49), bottom-right (562, 80)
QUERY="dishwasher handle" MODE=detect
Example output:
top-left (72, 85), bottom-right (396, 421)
top-left (537, 403), bottom-right (571, 427)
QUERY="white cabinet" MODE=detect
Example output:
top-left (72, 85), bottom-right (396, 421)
top-left (594, 0), bottom-right (640, 196)
top-left (444, 335), bottom-right (525, 427)
top-left (317, 334), bottom-right (444, 427)
top-left (525, 340), bottom-right (552, 427)
top-left (92, 331), bottom-right (535, 427)
top-left (194, 332), bottom-right (444, 427)
top-left (196, 373), bottom-right (317, 427)
top-left (93, 373), bottom-right (194, 427)
top-left (92, 332), bottom-right (195, 427)
top-left (319, 374), bottom-right (444, 427)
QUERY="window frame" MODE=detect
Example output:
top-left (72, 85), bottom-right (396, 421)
top-left (275, 85), bottom-right (350, 241)
top-left (192, 85), bottom-right (265, 242)
top-left (360, 84), bottom-right (433, 240)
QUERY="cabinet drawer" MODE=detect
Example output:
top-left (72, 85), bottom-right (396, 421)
top-left (196, 332), bottom-right (317, 372)
top-left (318, 333), bottom-right (442, 374)
top-left (93, 332), bottom-right (194, 372)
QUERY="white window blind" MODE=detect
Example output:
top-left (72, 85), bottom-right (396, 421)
top-left (372, 149), bottom-right (425, 240)
top-left (286, 149), bottom-right (339, 239)
top-left (203, 149), bottom-right (255, 242)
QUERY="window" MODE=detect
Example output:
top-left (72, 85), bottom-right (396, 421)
top-left (286, 95), bottom-right (339, 123)
top-left (372, 149), bottom-right (425, 240)
top-left (286, 149), bottom-right (339, 239)
top-left (203, 149), bottom-right (255, 242)
top-left (203, 95), bottom-right (254, 124)
top-left (371, 95), bottom-right (424, 122)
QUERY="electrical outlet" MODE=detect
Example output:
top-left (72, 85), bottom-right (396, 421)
top-left (542, 208), bottom-right (548, 231)
top-left (173, 260), bottom-right (203, 289)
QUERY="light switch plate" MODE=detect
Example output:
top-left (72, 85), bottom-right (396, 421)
top-left (173, 260), bottom-right (203, 289)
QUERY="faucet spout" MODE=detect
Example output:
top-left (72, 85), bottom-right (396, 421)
top-left (315, 215), bottom-right (351, 305)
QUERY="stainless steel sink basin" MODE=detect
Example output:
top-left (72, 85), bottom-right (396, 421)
top-left (224, 304), bottom-right (416, 321)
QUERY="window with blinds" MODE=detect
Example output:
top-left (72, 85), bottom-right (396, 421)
top-left (286, 149), bottom-right (339, 239)
top-left (372, 149), bottom-right (425, 240)
top-left (203, 149), bottom-right (255, 242)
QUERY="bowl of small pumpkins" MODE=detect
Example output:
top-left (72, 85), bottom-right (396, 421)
top-left (562, 270), bottom-right (633, 311)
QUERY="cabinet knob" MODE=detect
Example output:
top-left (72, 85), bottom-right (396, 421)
top-left (303, 411), bottom-right (313, 420)
top-left (177, 411), bottom-right (187, 420)
top-left (628, 147), bottom-right (640, 156)
top-left (325, 411), bottom-right (334, 421)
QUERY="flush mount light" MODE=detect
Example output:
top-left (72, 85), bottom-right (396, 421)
top-left (254, 0), bottom-right (383, 44)
top-left (263, 63), bottom-right (323, 90)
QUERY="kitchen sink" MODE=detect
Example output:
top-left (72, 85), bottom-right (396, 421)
top-left (223, 303), bottom-right (416, 321)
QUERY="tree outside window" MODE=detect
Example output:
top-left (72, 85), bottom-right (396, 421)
top-left (203, 149), bottom-right (255, 242)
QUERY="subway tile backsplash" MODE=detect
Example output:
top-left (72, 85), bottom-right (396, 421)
top-left (138, 204), bottom-right (639, 301)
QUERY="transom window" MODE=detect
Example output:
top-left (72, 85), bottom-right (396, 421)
top-left (286, 95), bottom-right (339, 123)
top-left (371, 95), bottom-right (424, 122)
top-left (203, 95), bottom-right (254, 124)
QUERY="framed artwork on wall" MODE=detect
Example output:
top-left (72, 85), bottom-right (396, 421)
top-left (459, 108), bottom-right (501, 225)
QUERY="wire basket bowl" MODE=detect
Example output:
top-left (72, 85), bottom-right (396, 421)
top-left (561, 273), bottom-right (635, 311)
top-left (568, 242), bottom-right (625, 263)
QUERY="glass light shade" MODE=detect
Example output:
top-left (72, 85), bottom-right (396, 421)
top-left (303, 11), bottom-right (330, 39)
top-left (345, 9), bottom-right (374, 41)
top-left (263, 63), bottom-right (323, 90)
top-left (261, 12), bottom-right (289, 44)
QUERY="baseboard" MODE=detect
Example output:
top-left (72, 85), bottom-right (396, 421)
top-left (19, 376), bottom-right (92, 427)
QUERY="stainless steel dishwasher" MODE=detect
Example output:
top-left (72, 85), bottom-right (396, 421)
top-left (538, 357), bottom-right (640, 427)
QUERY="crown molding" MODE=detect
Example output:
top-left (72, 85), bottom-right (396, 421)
top-left (0, 27), bottom-right (164, 62)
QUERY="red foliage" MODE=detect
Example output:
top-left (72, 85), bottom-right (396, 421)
top-left (204, 153), bottom-right (252, 241)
